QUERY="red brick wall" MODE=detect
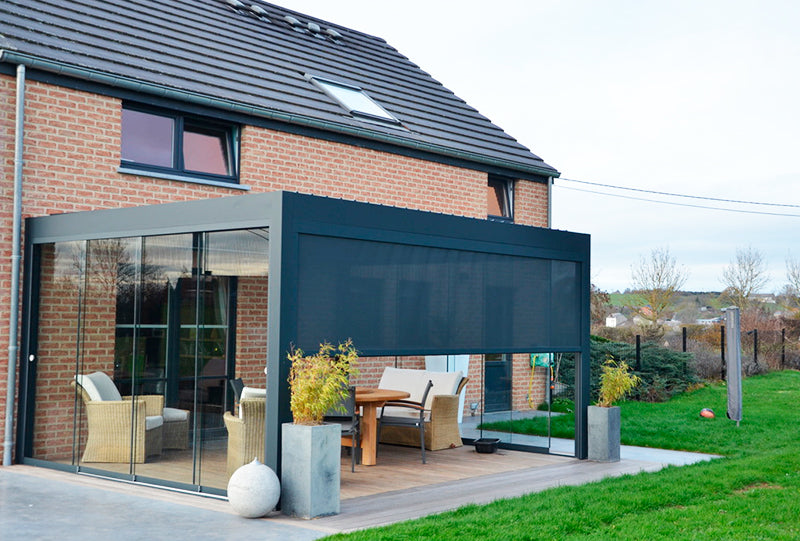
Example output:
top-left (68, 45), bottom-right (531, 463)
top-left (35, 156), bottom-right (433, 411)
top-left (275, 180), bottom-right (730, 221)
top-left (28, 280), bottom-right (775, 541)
top-left (235, 276), bottom-right (269, 385)
top-left (0, 75), bottom-right (550, 460)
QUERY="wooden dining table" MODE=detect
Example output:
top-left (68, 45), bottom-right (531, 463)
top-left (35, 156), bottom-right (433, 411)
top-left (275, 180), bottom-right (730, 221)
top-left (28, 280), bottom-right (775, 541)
top-left (352, 387), bottom-right (410, 466)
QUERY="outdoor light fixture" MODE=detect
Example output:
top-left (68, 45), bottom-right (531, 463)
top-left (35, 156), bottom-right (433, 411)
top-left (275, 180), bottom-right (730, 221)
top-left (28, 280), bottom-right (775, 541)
top-left (470, 402), bottom-right (479, 416)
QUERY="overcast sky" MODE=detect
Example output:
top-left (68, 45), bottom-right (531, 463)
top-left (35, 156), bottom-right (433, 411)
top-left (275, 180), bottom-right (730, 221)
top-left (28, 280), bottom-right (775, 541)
top-left (280, 0), bottom-right (800, 293)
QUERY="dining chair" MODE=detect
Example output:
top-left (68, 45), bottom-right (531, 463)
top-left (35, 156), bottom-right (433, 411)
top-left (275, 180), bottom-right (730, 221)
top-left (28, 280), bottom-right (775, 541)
top-left (323, 385), bottom-right (360, 472)
top-left (377, 379), bottom-right (434, 463)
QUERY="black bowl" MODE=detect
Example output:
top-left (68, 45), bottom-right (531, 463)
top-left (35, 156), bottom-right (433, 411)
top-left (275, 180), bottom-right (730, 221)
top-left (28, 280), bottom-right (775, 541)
top-left (474, 437), bottom-right (500, 454)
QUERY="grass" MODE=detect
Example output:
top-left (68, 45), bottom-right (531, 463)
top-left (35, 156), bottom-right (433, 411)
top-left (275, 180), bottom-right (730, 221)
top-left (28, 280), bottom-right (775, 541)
top-left (324, 371), bottom-right (800, 540)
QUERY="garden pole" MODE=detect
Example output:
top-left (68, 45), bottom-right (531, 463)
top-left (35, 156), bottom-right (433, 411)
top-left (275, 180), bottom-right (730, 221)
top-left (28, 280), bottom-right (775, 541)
top-left (682, 327), bottom-right (687, 352)
top-left (781, 328), bottom-right (785, 369)
top-left (635, 335), bottom-right (641, 370)
top-left (753, 329), bottom-right (758, 370)
top-left (720, 325), bottom-right (726, 381)
top-left (724, 307), bottom-right (742, 426)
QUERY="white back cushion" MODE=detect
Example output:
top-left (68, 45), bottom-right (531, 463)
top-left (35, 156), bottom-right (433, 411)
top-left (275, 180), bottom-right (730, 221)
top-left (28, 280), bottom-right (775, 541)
top-left (379, 367), bottom-right (427, 403)
top-left (76, 372), bottom-right (122, 401)
top-left (239, 387), bottom-right (266, 418)
top-left (241, 386), bottom-right (266, 400)
top-left (424, 370), bottom-right (463, 409)
top-left (378, 367), bottom-right (463, 408)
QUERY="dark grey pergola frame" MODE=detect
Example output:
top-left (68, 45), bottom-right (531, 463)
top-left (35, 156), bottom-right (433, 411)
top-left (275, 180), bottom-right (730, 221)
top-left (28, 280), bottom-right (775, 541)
top-left (20, 191), bottom-right (591, 476)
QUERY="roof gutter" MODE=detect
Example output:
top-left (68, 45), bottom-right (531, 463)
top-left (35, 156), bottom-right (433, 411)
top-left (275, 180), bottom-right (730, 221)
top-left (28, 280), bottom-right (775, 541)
top-left (0, 51), bottom-right (559, 180)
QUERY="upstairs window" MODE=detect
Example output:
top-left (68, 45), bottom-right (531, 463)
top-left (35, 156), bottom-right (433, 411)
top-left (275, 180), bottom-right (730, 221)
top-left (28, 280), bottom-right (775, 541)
top-left (121, 105), bottom-right (238, 184)
top-left (488, 176), bottom-right (514, 221)
top-left (309, 76), bottom-right (399, 124)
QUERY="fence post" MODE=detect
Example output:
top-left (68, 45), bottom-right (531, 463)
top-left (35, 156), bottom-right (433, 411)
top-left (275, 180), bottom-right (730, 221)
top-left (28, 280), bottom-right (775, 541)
top-left (782, 328), bottom-right (786, 369)
top-left (682, 326), bottom-right (687, 352)
top-left (753, 328), bottom-right (759, 370)
top-left (635, 334), bottom-right (641, 371)
top-left (720, 324), bottom-right (726, 381)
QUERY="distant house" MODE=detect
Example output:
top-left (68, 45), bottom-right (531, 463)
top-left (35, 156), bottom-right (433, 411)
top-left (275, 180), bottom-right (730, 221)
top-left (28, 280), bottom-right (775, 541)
top-left (605, 313), bottom-right (628, 327)
top-left (664, 318), bottom-right (682, 329)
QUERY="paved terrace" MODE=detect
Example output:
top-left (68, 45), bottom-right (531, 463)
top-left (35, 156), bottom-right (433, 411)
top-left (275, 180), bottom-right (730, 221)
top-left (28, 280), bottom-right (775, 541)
top-left (0, 443), bottom-right (717, 540)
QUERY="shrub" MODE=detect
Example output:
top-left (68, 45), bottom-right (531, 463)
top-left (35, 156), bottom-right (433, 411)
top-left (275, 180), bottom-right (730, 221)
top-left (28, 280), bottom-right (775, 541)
top-left (596, 359), bottom-right (641, 407)
top-left (287, 340), bottom-right (359, 425)
top-left (557, 336), bottom-right (699, 403)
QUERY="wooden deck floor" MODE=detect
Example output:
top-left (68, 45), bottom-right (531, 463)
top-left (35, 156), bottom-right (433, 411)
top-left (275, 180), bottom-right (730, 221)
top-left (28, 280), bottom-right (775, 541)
top-left (341, 443), bottom-right (569, 500)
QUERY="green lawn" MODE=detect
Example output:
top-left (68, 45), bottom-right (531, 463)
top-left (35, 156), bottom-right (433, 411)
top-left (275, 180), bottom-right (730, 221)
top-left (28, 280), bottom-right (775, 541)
top-left (324, 371), bottom-right (800, 540)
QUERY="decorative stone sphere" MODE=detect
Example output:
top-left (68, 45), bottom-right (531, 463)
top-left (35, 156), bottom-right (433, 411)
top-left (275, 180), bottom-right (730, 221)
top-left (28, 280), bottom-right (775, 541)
top-left (227, 458), bottom-right (280, 518)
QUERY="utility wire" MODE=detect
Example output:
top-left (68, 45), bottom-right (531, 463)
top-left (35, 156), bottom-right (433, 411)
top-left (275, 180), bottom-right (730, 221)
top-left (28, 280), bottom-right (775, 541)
top-left (557, 177), bottom-right (800, 209)
top-left (557, 185), bottom-right (800, 218)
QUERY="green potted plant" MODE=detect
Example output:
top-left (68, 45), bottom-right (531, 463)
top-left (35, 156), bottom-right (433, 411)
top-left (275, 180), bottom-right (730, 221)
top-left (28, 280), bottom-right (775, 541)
top-left (588, 358), bottom-right (640, 462)
top-left (281, 340), bottom-right (358, 519)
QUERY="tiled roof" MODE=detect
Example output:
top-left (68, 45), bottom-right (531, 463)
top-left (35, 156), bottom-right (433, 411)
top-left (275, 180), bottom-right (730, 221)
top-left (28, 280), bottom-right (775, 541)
top-left (0, 0), bottom-right (558, 178)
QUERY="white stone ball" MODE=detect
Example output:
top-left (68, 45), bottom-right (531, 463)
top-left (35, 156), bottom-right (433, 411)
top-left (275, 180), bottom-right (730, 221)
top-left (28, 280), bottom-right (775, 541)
top-left (227, 458), bottom-right (281, 518)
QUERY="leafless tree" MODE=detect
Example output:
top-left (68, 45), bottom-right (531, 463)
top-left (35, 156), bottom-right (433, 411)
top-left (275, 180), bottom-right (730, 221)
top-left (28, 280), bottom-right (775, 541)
top-left (784, 254), bottom-right (800, 311)
top-left (720, 246), bottom-right (769, 309)
top-left (590, 283), bottom-right (611, 328)
top-left (630, 246), bottom-right (688, 325)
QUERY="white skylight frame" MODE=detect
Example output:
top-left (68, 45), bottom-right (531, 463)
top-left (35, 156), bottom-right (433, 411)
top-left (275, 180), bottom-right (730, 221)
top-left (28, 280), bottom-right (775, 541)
top-left (309, 76), bottom-right (399, 124)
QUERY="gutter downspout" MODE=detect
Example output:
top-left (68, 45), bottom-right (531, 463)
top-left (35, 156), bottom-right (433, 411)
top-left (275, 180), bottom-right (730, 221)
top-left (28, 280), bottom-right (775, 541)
top-left (3, 64), bottom-right (25, 466)
top-left (547, 176), bottom-right (553, 228)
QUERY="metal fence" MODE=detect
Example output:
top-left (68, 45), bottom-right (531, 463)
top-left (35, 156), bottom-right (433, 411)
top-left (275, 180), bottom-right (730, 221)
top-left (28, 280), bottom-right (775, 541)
top-left (613, 326), bottom-right (800, 380)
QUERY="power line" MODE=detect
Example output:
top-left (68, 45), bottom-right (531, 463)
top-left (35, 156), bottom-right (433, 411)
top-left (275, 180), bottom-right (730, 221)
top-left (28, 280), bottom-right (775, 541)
top-left (557, 177), bottom-right (800, 209)
top-left (557, 185), bottom-right (800, 217)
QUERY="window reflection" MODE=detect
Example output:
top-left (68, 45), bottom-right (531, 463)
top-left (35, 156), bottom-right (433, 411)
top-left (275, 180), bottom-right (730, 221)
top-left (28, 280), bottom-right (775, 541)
top-left (183, 126), bottom-right (231, 176)
top-left (121, 109), bottom-right (174, 167)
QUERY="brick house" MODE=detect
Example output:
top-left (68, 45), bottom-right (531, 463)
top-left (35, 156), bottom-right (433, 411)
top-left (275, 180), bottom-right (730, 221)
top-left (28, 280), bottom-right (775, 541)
top-left (1, 0), bottom-right (589, 492)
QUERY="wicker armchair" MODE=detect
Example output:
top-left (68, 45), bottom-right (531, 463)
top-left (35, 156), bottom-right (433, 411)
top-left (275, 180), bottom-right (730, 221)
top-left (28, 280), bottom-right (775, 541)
top-left (72, 372), bottom-right (164, 464)
top-left (223, 397), bottom-right (266, 478)
top-left (378, 369), bottom-right (469, 451)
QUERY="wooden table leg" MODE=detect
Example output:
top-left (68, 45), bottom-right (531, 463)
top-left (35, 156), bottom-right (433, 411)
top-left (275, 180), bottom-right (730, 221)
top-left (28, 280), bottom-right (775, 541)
top-left (360, 403), bottom-right (378, 466)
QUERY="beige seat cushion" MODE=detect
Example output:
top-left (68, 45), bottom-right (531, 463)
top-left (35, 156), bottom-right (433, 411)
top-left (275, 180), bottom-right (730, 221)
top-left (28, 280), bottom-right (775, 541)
top-left (163, 407), bottom-right (188, 422)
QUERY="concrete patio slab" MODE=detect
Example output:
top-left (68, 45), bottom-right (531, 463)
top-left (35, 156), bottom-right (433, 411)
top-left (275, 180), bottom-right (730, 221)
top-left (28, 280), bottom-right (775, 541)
top-left (0, 442), bottom-right (719, 539)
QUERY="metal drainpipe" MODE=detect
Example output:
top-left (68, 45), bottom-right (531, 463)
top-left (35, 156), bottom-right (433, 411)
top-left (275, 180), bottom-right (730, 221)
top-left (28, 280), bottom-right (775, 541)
top-left (547, 176), bottom-right (553, 228)
top-left (3, 64), bottom-right (25, 466)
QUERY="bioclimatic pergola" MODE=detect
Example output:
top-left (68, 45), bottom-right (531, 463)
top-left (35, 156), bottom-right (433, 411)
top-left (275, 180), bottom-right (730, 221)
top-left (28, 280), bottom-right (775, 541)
top-left (19, 191), bottom-right (590, 482)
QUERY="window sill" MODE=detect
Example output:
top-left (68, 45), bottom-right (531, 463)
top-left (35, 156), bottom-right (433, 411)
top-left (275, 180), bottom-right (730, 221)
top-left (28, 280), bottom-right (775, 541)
top-left (118, 167), bottom-right (250, 191)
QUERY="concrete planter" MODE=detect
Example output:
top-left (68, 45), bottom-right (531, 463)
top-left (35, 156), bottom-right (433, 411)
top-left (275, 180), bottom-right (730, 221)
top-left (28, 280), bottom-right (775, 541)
top-left (281, 422), bottom-right (340, 518)
top-left (587, 405), bottom-right (621, 462)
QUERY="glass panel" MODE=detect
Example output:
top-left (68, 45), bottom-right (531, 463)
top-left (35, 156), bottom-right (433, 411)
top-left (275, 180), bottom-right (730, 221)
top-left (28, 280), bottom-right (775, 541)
top-left (183, 125), bottom-right (231, 176)
top-left (314, 78), bottom-right (398, 121)
top-left (78, 237), bottom-right (142, 474)
top-left (473, 353), bottom-right (550, 452)
top-left (121, 109), bottom-right (174, 167)
top-left (29, 241), bottom-right (86, 465)
top-left (198, 229), bottom-right (269, 489)
top-left (488, 178), bottom-right (509, 218)
top-left (28, 228), bottom-right (268, 492)
top-left (125, 234), bottom-right (194, 483)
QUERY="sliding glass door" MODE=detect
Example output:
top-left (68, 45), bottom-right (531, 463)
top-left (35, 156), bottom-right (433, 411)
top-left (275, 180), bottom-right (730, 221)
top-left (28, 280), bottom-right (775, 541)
top-left (24, 228), bottom-right (269, 494)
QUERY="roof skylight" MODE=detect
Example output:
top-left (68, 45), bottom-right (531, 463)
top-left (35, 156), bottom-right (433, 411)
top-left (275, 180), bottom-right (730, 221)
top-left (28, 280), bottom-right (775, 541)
top-left (310, 76), bottom-right (399, 124)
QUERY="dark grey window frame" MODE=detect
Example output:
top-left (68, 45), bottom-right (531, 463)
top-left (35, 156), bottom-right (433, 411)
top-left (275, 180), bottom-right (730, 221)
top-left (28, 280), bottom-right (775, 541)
top-left (488, 175), bottom-right (514, 222)
top-left (119, 103), bottom-right (243, 188)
